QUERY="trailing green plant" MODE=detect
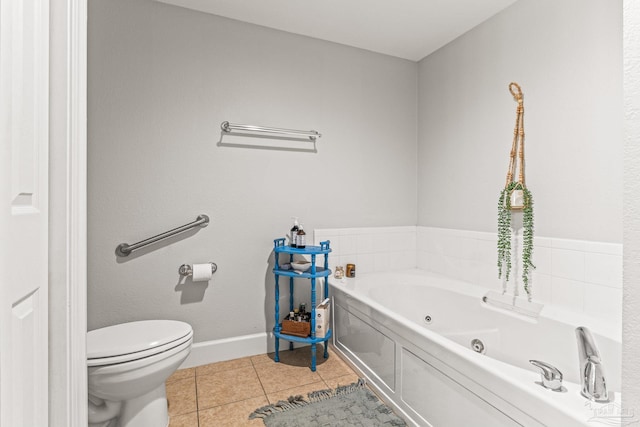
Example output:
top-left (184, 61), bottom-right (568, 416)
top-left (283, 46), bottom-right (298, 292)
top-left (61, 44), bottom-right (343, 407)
top-left (497, 182), bottom-right (536, 298)
top-left (521, 187), bottom-right (535, 295)
top-left (497, 185), bottom-right (513, 283)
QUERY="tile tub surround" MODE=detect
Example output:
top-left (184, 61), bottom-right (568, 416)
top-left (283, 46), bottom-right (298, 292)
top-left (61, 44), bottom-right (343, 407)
top-left (165, 346), bottom-right (361, 427)
top-left (313, 226), bottom-right (417, 275)
top-left (315, 226), bottom-right (622, 327)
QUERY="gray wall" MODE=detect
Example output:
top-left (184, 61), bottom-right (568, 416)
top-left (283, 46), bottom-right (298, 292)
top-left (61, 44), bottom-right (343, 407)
top-left (88, 0), bottom-right (623, 344)
top-left (87, 0), bottom-right (418, 340)
top-left (418, 0), bottom-right (623, 243)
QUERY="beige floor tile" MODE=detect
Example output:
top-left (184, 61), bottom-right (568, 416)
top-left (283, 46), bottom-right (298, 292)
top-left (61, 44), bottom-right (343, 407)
top-left (322, 373), bottom-right (361, 389)
top-left (166, 377), bottom-right (197, 416)
top-left (315, 350), bottom-right (356, 381)
top-left (249, 352), bottom-right (273, 366)
top-left (265, 380), bottom-right (329, 404)
top-left (168, 411), bottom-right (198, 427)
top-left (167, 367), bottom-right (195, 383)
top-left (166, 350), bottom-right (362, 425)
top-left (254, 359), bottom-right (323, 393)
top-left (196, 356), bottom-right (253, 377)
top-left (267, 343), bottom-right (330, 368)
top-left (197, 366), bottom-right (265, 410)
top-left (198, 396), bottom-right (267, 427)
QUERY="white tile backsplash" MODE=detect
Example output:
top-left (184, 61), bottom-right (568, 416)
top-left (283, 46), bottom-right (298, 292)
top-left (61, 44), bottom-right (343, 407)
top-left (314, 226), bottom-right (417, 275)
top-left (551, 276), bottom-right (585, 313)
top-left (531, 272), bottom-right (553, 305)
top-left (314, 226), bottom-right (622, 322)
top-left (532, 245), bottom-right (553, 276)
top-left (584, 252), bottom-right (623, 289)
top-left (339, 234), bottom-right (357, 255)
top-left (551, 248), bottom-right (586, 282)
top-left (356, 234), bottom-right (374, 254)
top-left (583, 283), bottom-right (622, 324)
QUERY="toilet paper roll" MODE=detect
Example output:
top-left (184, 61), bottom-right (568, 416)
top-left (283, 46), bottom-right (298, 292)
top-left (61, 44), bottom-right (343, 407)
top-left (192, 263), bottom-right (213, 281)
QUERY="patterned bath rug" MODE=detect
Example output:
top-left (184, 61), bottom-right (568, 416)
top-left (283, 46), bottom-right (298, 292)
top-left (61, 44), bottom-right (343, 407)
top-left (249, 378), bottom-right (407, 427)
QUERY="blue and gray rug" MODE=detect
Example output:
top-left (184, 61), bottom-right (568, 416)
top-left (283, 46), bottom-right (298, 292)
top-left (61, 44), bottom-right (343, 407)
top-left (249, 379), bottom-right (407, 426)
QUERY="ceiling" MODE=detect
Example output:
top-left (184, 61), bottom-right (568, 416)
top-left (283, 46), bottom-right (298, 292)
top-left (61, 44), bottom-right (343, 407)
top-left (156, 0), bottom-right (518, 62)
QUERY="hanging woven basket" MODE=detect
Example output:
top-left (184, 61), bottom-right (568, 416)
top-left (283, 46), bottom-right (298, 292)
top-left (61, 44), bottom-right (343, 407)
top-left (504, 82), bottom-right (527, 210)
top-left (497, 82), bottom-right (536, 299)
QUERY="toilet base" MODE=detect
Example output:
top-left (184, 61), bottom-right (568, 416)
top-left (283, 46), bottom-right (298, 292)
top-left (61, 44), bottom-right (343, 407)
top-left (86, 321), bottom-right (192, 427)
top-left (119, 384), bottom-right (169, 427)
top-left (89, 385), bottom-right (169, 427)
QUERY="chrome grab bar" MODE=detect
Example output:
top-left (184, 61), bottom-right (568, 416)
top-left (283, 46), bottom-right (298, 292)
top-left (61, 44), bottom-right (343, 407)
top-left (116, 214), bottom-right (209, 257)
top-left (221, 121), bottom-right (321, 141)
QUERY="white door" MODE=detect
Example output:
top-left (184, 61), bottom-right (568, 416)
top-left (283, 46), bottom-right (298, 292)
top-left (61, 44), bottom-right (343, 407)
top-left (0, 0), bottom-right (50, 425)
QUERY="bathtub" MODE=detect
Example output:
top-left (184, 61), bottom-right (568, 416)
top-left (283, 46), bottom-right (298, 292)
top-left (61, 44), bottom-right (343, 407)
top-left (329, 270), bottom-right (622, 427)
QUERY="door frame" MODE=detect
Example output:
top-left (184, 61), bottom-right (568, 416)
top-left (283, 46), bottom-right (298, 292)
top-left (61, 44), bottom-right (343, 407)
top-left (49, 0), bottom-right (87, 425)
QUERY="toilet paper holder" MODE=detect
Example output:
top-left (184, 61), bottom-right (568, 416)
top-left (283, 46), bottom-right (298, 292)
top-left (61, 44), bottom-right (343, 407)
top-left (178, 262), bottom-right (218, 277)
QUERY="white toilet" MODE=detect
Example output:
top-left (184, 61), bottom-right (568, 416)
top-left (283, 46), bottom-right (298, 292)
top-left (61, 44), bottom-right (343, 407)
top-left (87, 320), bottom-right (193, 427)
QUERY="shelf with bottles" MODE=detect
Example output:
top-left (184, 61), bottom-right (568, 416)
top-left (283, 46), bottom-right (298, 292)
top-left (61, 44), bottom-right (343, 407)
top-left (273, 240), bottom-right (331, 276)
top-left (273, 238), bottom-right (331, 256)
top-left (272, 237), bottom-right (331, 371)
top-left (274, 307), bottom-right (332, 344)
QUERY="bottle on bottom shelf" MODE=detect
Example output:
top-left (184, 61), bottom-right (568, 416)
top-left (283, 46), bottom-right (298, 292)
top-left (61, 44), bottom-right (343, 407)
top-left (281, 312), bottom-right (311, 338)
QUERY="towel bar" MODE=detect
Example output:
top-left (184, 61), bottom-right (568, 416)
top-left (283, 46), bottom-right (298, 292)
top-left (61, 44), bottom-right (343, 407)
top-left (221, 121), bottom-right (321, 141)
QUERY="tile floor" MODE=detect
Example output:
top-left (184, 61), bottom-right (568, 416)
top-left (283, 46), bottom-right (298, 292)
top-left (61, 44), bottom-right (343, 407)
top-left (165, 345), bottom-right (361, 427)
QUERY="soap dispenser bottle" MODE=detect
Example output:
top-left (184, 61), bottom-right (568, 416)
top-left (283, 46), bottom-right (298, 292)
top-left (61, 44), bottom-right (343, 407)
top-left (296, 224), bottom-right (306, 249)
top-left (290, 217), bottom-right (300, 248)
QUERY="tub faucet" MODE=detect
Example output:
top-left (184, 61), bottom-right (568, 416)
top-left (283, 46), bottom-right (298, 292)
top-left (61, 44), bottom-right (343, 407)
top-left (576, 326), bottom-right (609, 402)
top-left (529, 360), bottom-right (563, 391)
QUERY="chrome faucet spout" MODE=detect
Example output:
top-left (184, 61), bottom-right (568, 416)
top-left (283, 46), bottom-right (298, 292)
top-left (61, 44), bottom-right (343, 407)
top-left (575, 326), bottom-right (609, 402)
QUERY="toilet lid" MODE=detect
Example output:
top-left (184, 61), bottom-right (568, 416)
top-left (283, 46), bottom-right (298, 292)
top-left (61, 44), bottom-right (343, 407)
top-left (87, 320), bottom-right (192, 360)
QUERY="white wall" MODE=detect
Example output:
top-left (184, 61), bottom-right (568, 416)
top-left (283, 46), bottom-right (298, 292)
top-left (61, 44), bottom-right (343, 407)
top-left (623, 0), bottom-right (640, 413)
top-left (417, 0), bottom-right (623, 243)
top-left (87, 0), bottom-right (417, 343)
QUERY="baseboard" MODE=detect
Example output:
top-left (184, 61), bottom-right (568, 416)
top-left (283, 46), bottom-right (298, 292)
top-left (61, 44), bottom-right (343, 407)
top-left (179, 332), bottom-right (272, 368)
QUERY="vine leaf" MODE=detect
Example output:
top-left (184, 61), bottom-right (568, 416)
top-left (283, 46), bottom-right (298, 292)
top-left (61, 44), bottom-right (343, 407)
top-left (497, 182), bottom-right (535, 299)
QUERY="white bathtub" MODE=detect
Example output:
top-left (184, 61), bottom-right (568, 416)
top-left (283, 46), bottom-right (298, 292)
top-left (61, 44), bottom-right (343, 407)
top-left (329, 269), bottom-right (622, 427)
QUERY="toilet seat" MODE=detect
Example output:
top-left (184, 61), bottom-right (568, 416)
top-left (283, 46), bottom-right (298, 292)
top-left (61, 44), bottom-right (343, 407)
top-left (88, 320), bottom-right (193, 367)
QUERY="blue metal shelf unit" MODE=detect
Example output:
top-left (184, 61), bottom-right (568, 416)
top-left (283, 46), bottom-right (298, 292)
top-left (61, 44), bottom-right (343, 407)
top-left (272, 238), bottom-right (331, 371)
